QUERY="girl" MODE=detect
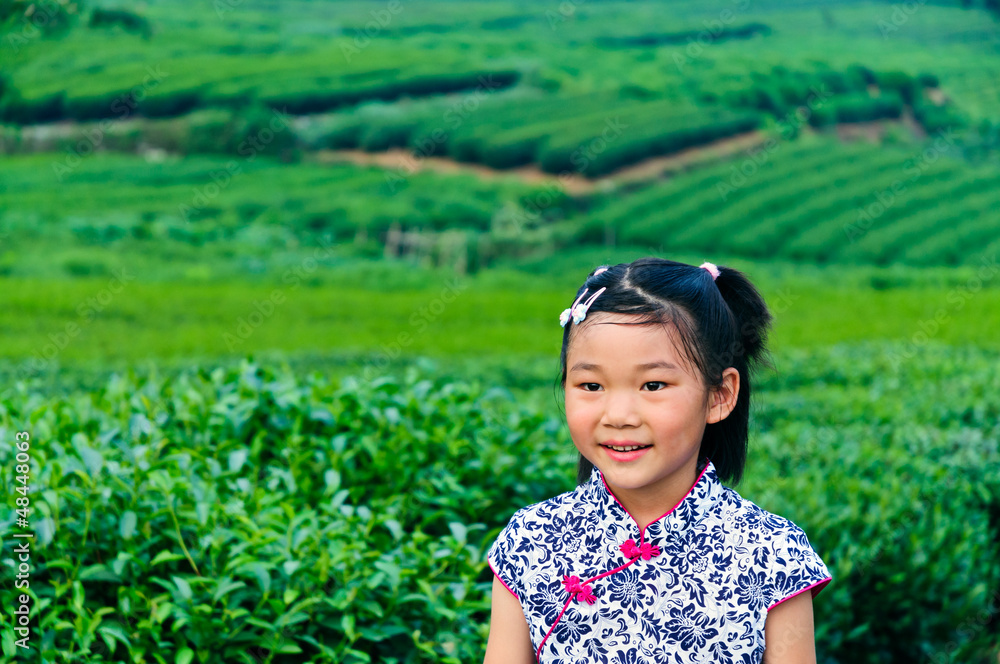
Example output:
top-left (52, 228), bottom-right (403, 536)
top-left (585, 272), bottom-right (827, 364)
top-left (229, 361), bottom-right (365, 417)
top-left (483, 257), bottom-right (832, 664)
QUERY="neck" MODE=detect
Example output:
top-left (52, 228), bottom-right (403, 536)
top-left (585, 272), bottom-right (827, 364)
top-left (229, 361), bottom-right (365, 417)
top-left (606, 459), bottom-right (701, 532)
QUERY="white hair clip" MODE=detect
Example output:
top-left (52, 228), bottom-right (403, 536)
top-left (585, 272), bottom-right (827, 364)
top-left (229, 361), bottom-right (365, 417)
top-left (559, 287), bottom-right (607, 327)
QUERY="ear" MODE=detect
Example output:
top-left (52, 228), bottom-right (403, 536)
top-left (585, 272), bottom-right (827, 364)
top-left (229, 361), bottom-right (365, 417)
top-left (706, 368), bottom-right (740, 424)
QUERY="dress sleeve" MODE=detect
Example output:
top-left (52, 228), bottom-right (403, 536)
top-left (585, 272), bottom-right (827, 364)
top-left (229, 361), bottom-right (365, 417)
top-left (487, 508), bottom-right (527, 602)
top-left (766, 521), bottom-right (832, 612)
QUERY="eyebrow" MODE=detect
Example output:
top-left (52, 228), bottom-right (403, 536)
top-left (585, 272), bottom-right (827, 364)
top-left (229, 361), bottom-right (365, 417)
top-left (569, 360), bottom-right (680, 372)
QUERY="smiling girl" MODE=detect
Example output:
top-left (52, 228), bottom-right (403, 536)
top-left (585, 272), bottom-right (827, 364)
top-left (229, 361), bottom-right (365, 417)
top-left (484, 257), bottom-right (832, 664)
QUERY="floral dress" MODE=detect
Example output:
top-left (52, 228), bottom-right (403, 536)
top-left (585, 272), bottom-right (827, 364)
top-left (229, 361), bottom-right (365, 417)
top-left (487, 458), bottom-right (832, 663)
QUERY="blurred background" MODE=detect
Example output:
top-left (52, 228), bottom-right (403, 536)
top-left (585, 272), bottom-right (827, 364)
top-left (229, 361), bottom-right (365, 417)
top-left (0, 0), bottom-right (998, 662)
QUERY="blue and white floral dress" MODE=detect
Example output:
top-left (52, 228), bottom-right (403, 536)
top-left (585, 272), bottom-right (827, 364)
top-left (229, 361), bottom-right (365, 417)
top-left (487, 458), bottom-right (832, 663)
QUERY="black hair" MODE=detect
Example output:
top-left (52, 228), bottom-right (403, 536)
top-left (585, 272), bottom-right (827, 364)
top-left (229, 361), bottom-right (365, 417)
top-left (555, 257), bottom-right (774, 487)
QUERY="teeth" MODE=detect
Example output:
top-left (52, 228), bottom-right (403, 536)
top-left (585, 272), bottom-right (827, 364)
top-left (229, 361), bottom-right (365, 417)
top-left (608, 445), bottom-right (646, 452)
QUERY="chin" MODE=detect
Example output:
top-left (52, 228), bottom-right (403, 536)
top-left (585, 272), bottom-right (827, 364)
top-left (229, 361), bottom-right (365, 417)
top-left (599, 467), bottom-right (653, 488)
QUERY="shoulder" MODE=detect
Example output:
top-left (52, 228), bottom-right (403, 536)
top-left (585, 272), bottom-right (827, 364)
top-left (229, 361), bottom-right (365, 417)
top-left (715, 486), bottom-right (832, 606)
top-left (495, 481), bottom-right (591, 536)
top-left (709, 485), bottom-right (829, 574)
top-left (488, 481), bottom-right (592, 561)
top-left (716, 484), bottom-right (812, 541)
top-left (487, 482), bottom-right (592, 599)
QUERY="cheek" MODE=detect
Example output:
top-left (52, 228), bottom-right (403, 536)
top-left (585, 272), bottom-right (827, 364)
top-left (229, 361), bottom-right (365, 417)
top-left (565, 407), bottom-right (585, 433)
top-left (647, 402), bottom-right (698, 432)
top-left (564, 401), bottom-right (594, 438)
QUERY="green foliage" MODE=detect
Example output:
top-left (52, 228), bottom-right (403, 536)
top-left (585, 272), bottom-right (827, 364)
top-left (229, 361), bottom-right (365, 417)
top-left (88, 7), bottom-right (151, 40)
top-left (809, 91), bottom-right (904, 127)
top-left (913, 100), bottom-right (967, 135)
top-left (711, 64), bottom-right (964, 135)
top-left (750, 344), bottom-right (1000, 662)
top-left (0, 345), bottom-right (998, 662)
top-left (0, 358), bottom-right (576, 663)
top-left (875, 70), bottom-right (920, 106)
top-left (0, 0), bottom-right (82, 39)
top-left (596, 22), bottom-right (771, 47)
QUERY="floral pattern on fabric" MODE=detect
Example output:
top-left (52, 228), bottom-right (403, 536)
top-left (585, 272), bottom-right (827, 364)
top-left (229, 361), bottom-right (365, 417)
top-left (487, 459), bottom-right (832, 663)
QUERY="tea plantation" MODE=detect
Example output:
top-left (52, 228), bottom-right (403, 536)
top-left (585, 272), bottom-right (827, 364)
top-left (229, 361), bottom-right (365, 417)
top-left (2, 0), bottom-right (1000, 661)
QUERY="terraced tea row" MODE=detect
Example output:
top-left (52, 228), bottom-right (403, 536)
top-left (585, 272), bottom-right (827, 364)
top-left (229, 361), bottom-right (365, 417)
top-left (571, 135), bottom-right (1000, 266)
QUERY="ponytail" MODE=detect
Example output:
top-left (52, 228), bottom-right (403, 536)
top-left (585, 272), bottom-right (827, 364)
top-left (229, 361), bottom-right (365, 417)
top-left (701, 265), bottom-right (774, 486)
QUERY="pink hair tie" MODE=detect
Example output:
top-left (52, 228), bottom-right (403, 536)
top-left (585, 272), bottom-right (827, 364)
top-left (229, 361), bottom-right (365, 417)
top-left (699, 262), bottom-right (720, 281)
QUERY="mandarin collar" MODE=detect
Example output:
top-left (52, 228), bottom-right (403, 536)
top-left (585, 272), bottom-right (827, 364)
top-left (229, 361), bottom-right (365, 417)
top-left (586, 458), bottom-right (725, 544)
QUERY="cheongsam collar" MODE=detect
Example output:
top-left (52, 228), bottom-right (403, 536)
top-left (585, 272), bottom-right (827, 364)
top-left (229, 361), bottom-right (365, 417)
top-left (587, 456), bottom-right (725, 544)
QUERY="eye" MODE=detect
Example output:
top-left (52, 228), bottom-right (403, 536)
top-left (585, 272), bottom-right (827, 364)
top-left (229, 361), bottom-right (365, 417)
top-left (580, 383), bottom-right (602, 392)
top-left (643, 381), bottom-right (668, 391)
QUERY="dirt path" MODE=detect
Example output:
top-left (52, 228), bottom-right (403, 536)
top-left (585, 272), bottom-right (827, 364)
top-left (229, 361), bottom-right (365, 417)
top-left (308, 131), bottom-right (770, 195)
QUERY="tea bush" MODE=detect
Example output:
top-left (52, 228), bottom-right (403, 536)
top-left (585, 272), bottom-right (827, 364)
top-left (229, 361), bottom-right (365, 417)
top-left (0, 360), bottom-right (576, 663)
top-left (0, 343), bottom-right (998, 662)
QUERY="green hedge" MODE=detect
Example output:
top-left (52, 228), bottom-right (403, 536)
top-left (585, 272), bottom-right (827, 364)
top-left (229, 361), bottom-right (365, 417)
top-left (595, 22), bottom-right (771, 47)
top-left (809, 91), bottom-right (904, 127)
top-left (0, 65), bottom-right (520, 123)
top-left (538, 109), bottom-right (761, 177)
top-left (913, 101), bottom-right (967, 134)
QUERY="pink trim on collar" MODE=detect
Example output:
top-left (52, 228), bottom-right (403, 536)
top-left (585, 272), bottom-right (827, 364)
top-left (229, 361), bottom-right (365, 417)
top-left (597, 458), bottom-right (713, 539)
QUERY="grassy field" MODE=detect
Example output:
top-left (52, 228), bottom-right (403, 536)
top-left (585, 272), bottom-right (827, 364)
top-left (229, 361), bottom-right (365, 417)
top-left (2, 251), bottom-right (999, 397)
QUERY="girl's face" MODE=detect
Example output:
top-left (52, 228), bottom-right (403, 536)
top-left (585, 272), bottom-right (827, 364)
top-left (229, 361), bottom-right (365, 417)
top-left (564, 312), bottom-right (737, 508)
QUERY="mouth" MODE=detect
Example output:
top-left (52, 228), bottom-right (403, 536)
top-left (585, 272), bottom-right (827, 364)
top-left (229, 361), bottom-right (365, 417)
top-left (600, 442), bottom-right (653, 462)
top-left (601, 443), bottom-right (651, 452)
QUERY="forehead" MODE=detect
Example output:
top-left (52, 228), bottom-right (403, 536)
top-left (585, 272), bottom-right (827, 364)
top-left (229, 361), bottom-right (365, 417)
top-left (567, 312), bottom-right (696, 374)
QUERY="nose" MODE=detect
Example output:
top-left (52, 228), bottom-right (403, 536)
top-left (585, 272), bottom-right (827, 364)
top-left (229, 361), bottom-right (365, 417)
top-left (600, 388), bottom-right (641, 429)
